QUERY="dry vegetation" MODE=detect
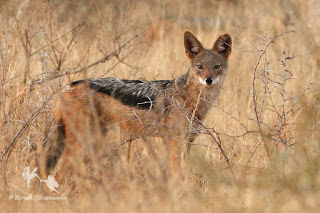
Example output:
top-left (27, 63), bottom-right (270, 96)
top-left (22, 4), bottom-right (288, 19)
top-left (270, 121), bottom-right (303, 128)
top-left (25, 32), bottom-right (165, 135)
top-left (1, 0), bottom-right (320, 212)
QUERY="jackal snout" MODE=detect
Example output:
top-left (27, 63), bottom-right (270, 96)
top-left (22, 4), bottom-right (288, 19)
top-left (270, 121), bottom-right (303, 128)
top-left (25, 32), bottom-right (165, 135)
top-left (184, 31), bottom-right (232, 87)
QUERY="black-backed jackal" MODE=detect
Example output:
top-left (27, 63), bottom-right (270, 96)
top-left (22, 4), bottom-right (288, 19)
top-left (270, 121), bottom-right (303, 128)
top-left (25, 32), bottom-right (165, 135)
top-left (41, 31), bottom-right (232, 179)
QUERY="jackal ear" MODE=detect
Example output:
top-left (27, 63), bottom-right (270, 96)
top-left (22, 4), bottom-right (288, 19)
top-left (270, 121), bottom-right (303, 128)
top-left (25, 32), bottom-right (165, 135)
top-left (212, 34), bottom-right (232, 59)
top-left (184, 31), bottom-right (204, 60)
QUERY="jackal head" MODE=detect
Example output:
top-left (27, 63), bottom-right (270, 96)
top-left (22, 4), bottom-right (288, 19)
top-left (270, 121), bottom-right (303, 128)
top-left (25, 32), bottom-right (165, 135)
top-left (184, 31), bottom-right (232, 87)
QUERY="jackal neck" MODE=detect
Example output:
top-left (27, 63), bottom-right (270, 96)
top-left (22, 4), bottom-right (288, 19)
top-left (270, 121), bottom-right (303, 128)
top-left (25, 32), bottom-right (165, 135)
top-left (173, 70), bottom-right (221, 121)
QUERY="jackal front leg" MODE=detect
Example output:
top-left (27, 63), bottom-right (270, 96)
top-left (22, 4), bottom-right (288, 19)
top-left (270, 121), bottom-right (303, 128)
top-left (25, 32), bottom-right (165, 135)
top-left (186, 133), bottom-right (198, 156)
top-left (170, 140), bottom-right (182, 175)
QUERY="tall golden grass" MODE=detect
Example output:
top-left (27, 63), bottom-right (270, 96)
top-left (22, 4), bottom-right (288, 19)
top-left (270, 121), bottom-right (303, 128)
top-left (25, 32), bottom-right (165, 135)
top-left (1, 0), bottom-right (320, 212)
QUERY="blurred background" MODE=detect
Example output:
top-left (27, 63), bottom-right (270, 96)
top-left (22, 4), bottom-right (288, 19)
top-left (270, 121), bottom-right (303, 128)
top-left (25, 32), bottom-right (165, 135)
top-left (1, 0), bottom-right (320, 212)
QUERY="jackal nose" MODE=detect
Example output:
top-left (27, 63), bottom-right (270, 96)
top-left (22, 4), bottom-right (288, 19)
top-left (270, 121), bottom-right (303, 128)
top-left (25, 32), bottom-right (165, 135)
top-left (206, 78), bottom-right (213, 85)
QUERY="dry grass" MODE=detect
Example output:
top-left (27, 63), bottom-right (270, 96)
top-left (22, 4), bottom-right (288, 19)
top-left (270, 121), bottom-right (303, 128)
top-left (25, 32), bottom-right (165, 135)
top-left (1, 0), bottom-right (320, 212)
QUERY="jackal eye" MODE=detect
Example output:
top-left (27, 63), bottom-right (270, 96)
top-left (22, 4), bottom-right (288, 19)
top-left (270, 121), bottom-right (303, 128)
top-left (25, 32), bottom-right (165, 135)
top-left (214, 64), bottom-right (221, 69)
top-left (197, 65), bottom-right (204, 69)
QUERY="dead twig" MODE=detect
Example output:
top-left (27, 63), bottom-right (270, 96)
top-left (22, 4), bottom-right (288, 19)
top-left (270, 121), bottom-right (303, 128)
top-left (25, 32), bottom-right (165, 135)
top-left (30, 34), bottom-right (139, 87)
top-left (0, 92), bottom-right (56, 191)
top-left (247, 31), bottom-right (297, 168)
